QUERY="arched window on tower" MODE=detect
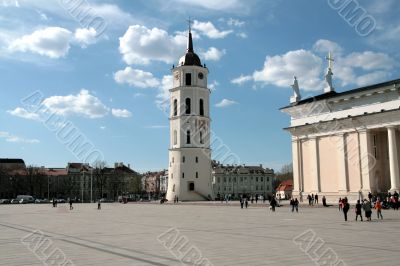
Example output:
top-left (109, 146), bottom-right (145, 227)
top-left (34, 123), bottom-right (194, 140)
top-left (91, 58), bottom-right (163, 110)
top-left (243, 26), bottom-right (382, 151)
top-left (185, 98), bottom-right (191, 114)
top-left (185, 73), bottom-right (191, 86)
top-left (200, 131), bottom-right (203, 144)
top-left (186, 130), bottom-right (191, 144)
top-left (173, 99), bottom-right (177, 116)
top-left (199, 99), bottom-right (204, 116)
top-left (173, 130), bottom-right (177, 145)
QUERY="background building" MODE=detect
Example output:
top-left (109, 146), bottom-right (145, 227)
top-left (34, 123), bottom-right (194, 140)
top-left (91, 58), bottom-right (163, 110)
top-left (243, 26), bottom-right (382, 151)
top-left (212, 161), bottom-right (274, 200)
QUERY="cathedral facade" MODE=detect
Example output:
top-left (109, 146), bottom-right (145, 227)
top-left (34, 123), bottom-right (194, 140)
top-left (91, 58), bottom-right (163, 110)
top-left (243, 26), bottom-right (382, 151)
top-left (282, 77), bottom-right (400, 203)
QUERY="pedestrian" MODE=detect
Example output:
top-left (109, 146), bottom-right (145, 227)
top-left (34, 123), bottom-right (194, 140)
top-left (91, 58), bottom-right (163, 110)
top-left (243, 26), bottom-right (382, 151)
top-left (307, 194), bottom-right (312, 206)
top-left (240, 197), bottom-right (244, 209)
top-left (338, 197), bottom-right (342, 211)
top-left (270, 197), bottom-right (277, 212)
top-left (290, 198), bottom-right (295, 212)
top-left (97, 200), bottom-right (101, 210)
top-left (251, 197), bottom-right (254, 204)
top-left (368, 192), bottom-right (373, 206)
top-left (315, 194), bottom-right (319, 204)
top-left (52, 198), bottom-right (56, 208)
top-left (245, 198), bottom-right (248, 209)
top-left (255, 194), bottom-right (258, 204)
top-left (363, 200), bottom-right (372, 221)
top-left (311, 194), bottom-right (314, 206)
top-left (294, 198), bottom-right (299, 213)
top-left (176, 196), bottom-right (178, 203)
top-left (322, 195), bottom-right (327, 207)
top-left (355, 200), bottom-right (363, 221)
top-left (343, 199), bottom-right (349, 221)
top-left (69, 198), bottom-right (73, 210)
top-left (375, 198), bottom-right (383, 219)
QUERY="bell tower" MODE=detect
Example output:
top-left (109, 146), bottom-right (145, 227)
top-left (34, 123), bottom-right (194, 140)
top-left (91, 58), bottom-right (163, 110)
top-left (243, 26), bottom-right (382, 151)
top-left (166, 24), bottom-right (213, 201)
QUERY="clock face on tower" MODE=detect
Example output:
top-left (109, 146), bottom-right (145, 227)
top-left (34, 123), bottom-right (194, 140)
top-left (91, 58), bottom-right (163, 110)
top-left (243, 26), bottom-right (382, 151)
top-left (198, 72), bottom-right (204, 79)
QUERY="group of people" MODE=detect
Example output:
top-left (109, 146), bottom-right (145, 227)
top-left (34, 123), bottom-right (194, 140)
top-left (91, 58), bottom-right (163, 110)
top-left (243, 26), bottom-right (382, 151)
top-left (339, 196), bottom-right (384, 221)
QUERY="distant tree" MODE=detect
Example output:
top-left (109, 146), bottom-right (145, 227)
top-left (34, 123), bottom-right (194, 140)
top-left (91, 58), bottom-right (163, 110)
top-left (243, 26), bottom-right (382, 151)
top-left (273, 163), bottom-right (293, 189)
top-left (93, 160), bottom-right (108, 199)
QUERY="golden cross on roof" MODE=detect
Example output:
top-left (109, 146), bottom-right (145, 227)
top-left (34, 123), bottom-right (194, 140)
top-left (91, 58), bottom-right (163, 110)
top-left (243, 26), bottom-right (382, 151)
top-left (326, 52), bottom-right (334, 69)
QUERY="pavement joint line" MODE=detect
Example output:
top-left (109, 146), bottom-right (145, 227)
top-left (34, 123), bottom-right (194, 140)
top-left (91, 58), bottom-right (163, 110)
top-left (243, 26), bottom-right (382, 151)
top-left (0, 222), bottom-right (180, 265)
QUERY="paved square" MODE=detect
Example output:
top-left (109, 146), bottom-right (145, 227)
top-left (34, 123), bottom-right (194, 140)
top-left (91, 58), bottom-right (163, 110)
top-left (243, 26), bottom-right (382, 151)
top-left (1, 202), bottom-right (399, 265)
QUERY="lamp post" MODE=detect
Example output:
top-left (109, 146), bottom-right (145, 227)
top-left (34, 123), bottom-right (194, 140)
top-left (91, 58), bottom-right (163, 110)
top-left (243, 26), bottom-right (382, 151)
top-left (90, 168), bottom-right (93, 203)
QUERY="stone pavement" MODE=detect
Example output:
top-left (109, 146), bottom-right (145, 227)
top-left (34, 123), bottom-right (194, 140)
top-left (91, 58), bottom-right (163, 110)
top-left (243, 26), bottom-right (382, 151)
top-left (0, 203), bottom-right (399, 266)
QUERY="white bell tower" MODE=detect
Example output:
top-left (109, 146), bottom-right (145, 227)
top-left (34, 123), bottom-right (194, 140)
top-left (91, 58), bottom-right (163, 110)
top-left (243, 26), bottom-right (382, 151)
top-left (166, 24), bottom-right (213, 201)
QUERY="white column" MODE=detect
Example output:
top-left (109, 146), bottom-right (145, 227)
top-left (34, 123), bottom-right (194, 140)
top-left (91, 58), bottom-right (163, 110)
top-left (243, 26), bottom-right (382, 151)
top-left (338, 133), bottom-right (348, 192)
top-left (388, 127), bottom-right (400, 191)
top-left (291, 138), bottom-right (300, 193)
top-left (359, 129), bottom-right (374, 192)
top-left (309, 137), bottom-right (320, 193)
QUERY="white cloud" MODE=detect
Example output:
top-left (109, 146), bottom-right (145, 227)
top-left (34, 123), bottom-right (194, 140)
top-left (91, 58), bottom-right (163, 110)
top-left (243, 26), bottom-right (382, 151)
top-left (227, 18), bottom-right (245, 27)
top-left (100, 126), bottom-right (106, 130)
top-left (247, 39), bottom-right (396, 91)
top-left (114, 67), bottom-right (160, 88)
top-left (119, 25), bottom-right (186, 65)
top-left (208, 80), bottom-right (219, 91)
top-left (253, 49), bottom-right (323, 91)
top-left (201, 47), bottom-right (226, 61)
top-left (144, 125), bottom-right (168, 129)
top-left (192, 20), bottom-right (233, 39)
top-left (0, 131), bottom-right (39, 144)
top-left (236, 32), bottom-right (247, 38)
top-left (42, 89), bottom-right (109, 118)
top-left (7, 107), bottom-right (40, 120)
top-left (170, 0), bottom-right (249, 13)
top-left (156, 75), bottom-right (173, 111)
top-left (111, 108), bottom-right (132, 118)
top-left (313, 39), bottom-right (343, 55)
top-left (74, 27), bottom-right (97, 48)
top-left (231, 74), bottom-right (252, 85)
top-left (9, 27), bottom-right (72, 58)
top-left (215, 99), bottom-right (237, 108)
top-left (341, 51), bottom-right (395, 71)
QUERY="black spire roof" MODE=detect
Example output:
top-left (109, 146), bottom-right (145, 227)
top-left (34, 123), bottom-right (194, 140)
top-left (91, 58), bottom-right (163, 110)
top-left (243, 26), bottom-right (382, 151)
top-left (179, 27), bottom-right (202, 67)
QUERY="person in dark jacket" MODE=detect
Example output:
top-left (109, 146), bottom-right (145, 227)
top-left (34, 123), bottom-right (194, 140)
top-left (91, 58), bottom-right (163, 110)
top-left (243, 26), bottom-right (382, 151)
top-left (270, 197), bottom-right (277, 212)
top-left (343, 199), bottom-right (350, 221)
top-left (240, 197), bottom-right (244, 209)
top-left (355, 200), bottom-right (363, 221)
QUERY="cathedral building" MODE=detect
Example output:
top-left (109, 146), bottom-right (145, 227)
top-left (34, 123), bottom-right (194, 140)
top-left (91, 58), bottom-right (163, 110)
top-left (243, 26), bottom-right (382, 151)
top-left (282, 57), bottom-right (400, 203)
top-left (166, 26), bottom-right (213, 201)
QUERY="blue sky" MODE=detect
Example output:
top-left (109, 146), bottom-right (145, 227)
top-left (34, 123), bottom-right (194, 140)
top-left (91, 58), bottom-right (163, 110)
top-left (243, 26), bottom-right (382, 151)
top-left (0, 0), bottom-right (399, 172)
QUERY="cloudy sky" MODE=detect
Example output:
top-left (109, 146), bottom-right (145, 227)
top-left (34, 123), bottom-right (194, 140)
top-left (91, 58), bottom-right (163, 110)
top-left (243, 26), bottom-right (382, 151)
top-left (0, 0), bottom-right (399, 172)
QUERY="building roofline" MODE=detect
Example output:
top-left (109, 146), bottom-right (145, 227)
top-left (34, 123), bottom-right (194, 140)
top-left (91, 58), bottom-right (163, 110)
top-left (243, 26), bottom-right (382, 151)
top-left (280, 78), bottom-right (400, 110)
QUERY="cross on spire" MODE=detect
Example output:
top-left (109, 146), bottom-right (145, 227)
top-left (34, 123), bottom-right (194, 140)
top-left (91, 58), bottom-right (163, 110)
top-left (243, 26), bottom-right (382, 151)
top-left (326, 52), bottom-right (334, 70)
top-left (187, 17), bottom-right (193, 32)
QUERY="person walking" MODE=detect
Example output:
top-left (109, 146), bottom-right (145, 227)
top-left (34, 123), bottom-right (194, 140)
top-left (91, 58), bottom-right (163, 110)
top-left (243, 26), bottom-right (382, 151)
top-left (315, 194), bottom-right (319, 204)
top-left (69, 198), bottom-right (73, 210)
top-left (294, 198), bottom-right (299, 213)
top-left (290, 198), bottom-right (295, 212)
top-left (270, 197), bottom-right (277, 212)
top-left (322, 195), bottom-right (327, 207)
top-left (338, 198), bottom-right (342, 211)
top-left (97, 200), bottom-right (101, 210)
top-left (363, 200), bottom-right (372, 221)
top-left (245, 198), bottom-right (248, 209)
top-left (307, 194), bottom-right (312, 206)
top-left (375, 198), bottom-right (383, 220)
top-left (343, 199), bottom-right (350, 221)
top-left (355, 200), bottom-right (363, 221)
top-left (240, 197), bottom-right (244, 209)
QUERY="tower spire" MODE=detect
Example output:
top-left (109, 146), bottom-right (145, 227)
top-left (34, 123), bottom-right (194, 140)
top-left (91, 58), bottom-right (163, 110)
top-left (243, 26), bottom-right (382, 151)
top-left (187, 17), bottom-right (193, 52)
